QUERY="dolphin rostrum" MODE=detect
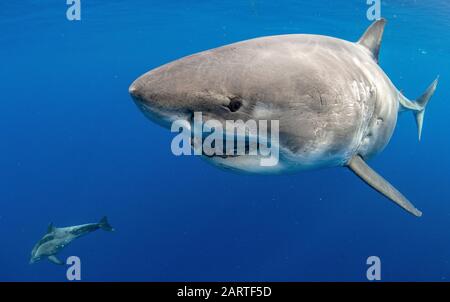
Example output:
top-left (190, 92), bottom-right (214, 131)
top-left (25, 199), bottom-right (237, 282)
top-left (30, 217), bottom-right (114, 265)
top-left (129, 19), bottom-right (438, 217)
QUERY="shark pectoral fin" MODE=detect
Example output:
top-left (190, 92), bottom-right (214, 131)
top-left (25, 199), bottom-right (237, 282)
top-left (48, 255), bottom-right (64, 265)
top-left (347, 155), bottom-right (422, 217)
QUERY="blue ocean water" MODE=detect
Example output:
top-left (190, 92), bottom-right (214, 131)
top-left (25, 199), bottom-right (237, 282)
top-left (0, 0), bottom-right (449, 281)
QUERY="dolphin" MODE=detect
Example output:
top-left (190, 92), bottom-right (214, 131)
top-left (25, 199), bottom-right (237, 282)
top-left (129, 19), bottom-right (438, 217)
top-left (30, 216), bottom-right (114, 265)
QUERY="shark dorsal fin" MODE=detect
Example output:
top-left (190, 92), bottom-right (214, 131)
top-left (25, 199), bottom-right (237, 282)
top-left (357, 18), bottom-right (386, 63)
top-left (47, 223), bottom-right (55, 234)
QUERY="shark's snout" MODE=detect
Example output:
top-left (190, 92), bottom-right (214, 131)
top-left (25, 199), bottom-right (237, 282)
top-left (128, 83), bottom-right (138, 98)
top-left (128, 79), bottom-right (145, 104)
top-left (129, 69), bottom-right (197, 130)
top-left (129, 72), bottom-right (165, 110)
top-left (129, 78), bottom-right (156, 116)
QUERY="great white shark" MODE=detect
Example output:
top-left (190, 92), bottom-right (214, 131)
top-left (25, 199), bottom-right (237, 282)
top-left (30, 217), bottom-right (114, 265)
top-left (129, 19), bottom-right (438, 217)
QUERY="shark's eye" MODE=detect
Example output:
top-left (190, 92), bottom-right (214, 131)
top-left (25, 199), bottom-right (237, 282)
top-left (228, 97), bottom-right (242, 112)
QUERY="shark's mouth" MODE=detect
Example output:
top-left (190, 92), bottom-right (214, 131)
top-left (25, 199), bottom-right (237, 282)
top-left (135, 102), bottom-right (283, 171)
top-left (135, 101), bottom-right (253, 159)
top-left (134, 99), bottom-right (190, 130)
top-left (188, 110), bottom-right (283, 160)
top-left (190, 135), bottom-right (266, 159)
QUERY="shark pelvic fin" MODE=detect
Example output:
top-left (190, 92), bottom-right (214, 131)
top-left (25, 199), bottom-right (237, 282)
top-left (357, 18), bottom-right (386, 63)
top-left (48, 255), bottom-right (64, 265)
top-left (347, 155), bottom-right (422, 217)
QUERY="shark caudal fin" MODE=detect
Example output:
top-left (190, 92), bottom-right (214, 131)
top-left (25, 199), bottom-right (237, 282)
top-left (399, 77), bottom-right (439, 141)
top-left (99, 216), bottom-right (114, 232)
top-left (413, 77), bottom-right (439, 141)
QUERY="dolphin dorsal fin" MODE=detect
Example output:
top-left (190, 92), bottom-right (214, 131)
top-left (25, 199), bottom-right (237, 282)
top-left (357, 18), bottom-right (386, 63)
top-left (47, 223), bottom-right (55, 234)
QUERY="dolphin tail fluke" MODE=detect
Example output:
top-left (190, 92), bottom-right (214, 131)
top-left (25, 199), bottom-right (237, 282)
top-left (347, 155), bottom-right (422, 217)
top-left (99, 216), bottom-right (114, 232)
